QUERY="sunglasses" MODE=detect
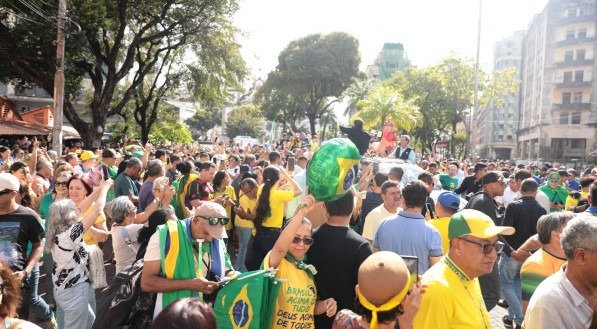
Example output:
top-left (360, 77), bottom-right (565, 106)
top-left (457, 237), bottom-right (504, 254)
top-left (292, 236), bottom-right (314, 246)
top-left (195, 216), bottom-right (229, 226)
top-left (55, 181), bottom-right (68, 187)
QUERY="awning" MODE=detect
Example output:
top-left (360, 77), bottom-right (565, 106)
top-left (0, 120), bottom-right (81, 139)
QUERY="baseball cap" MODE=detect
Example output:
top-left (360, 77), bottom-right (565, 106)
top-left (356, 252), bottom-right (410, 327)
top-left (481, 171), bottom-right (504, 185)
top-left (80, 150), bottom-right (98, 161)
top-left (194, 202), bottom-right (228, 239)
top-left (548, 172), bottom-right (560, 183)
top-left (437, 191), bottom-right (461, 211)
top-left (448, 209), bottom-right (515, 240)
top-left (0, 173), bottom-right (19, 193)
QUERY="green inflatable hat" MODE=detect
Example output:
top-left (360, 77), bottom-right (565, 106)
top-left (307, 138), bottom-right (361, 202)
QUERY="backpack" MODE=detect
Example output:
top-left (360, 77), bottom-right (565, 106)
top-left (91, 258), bottom-right (156, 329)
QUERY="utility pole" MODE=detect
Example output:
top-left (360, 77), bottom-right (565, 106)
top-left (52, 0), bottom-right (66, 155)
top-left (472, 0), bottom-right (482, 157)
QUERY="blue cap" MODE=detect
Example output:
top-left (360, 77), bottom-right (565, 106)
top-left (437, 191), bottom-right (461, 211)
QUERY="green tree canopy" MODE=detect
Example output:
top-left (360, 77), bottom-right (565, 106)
top-left (226, 104), bottom-right (264, 139)
top-left (185, 108), bottom-right (223, 139)
top-left (0, 0), bottom-right (246, 145)
top-left (352, 84), bottom-right (421, 132)
top-left (259, 32), bottom-right (360, 135)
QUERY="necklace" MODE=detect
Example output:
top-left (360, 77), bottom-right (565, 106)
top-left (443, 257), bottom-right (489, 329)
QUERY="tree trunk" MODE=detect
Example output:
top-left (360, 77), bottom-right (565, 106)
top-left (307, 114), bottom-right (317, 136)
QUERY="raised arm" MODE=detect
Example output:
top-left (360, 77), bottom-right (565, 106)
top-left (81, 180), bottom-right (112, 232)
top-left (268, 195), bottom-right (315, 269)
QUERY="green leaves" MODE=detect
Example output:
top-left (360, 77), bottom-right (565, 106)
top-left (258, 32), bottom-right (360, 135)
top-left (225, 104), bottom-right (264, 139)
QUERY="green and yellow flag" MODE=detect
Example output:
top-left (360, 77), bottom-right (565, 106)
top-left (214, 269), bottom-right (281, 329)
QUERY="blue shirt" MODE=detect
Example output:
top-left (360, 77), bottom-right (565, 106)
top-left (373, 210), bottom-right (443, 274)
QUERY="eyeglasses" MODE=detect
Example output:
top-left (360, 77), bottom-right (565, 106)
top-left (55, 181), bottom-right (68, 187)
top-left (195, 216), bottom-right (229, 226)
top-left (292, 236), bottom-right (314, 246)
top-left (457, 237), bottom-right (504, 254)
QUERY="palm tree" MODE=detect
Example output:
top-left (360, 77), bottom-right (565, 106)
top-left (341, 77), bottom-right (372, 118)
top-left (351, 84), bottom-right (421, 132)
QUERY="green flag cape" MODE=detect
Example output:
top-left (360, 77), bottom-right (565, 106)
top-left (214, 269), bottom-right (281, 329)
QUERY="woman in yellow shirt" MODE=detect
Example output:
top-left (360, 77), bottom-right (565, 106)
top-left (264, 194), bottom-right (337, 328)
top-left (213, 170), bottom-right (237, 241)
top-left (252, 166), bottom-right (302, 269)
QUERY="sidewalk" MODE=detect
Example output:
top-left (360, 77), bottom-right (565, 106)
top-left (490, 304), bottom-right (508, 329)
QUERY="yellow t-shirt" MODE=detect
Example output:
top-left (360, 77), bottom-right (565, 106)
top-left (521, 248), bottom-right (566, 302)
top-left (262, 189), bottom-right (295, 229)
top-left (236, 193), bottom-right (258, 230)
top-left (431, 217), bottom-right (451, 255)
top-left (264, 252), bottom-right (316, 329)
top-left (414, 257), bottom-right (491, 329)
top-left (214, 186), bottom-right (237, 231)
top-left (564, 191), bottom-right (589, 210)
top-left (82, 204), bottom-right (107, 245)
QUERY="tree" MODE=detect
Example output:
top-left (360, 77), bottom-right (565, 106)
top-left (254, 83), bottom-right (304, 132)
top-left (0, 0), bottom-right (245, 145)
top-left (226, 104), bottom-right (264, 139)
top-left (260, 32), bottom-right (360, 135)
top-left (341, 75), bottom-right (372, 118)
top-left (149, 121), bottom-right (193, 145)
top-left (352, 84), bottom-right (421, 132)
top-left (385, 68), bottom-right (452, 154)
top-left (185, 108), bottom-right (223, 139)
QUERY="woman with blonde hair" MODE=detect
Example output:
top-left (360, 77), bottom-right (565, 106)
top-left (45, 180), bottom-right (111, 329)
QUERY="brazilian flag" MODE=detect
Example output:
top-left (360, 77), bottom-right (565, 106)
top-left (214, 269), bottom-right (281, 329)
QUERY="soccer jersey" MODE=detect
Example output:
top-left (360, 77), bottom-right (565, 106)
top-left (214, 186), bottom-right (237, 231)
top-left (520, 248), bottom-right (566, 302)
top-left (236, 192), bottom-right (259, 230)
top-left (261, 189), bottom-right (294, 228)
top-left (414, 257), bottom-right (491, 329)
top-left (431, 217), bottom-right (451, 254)
top-left (439, 174), bottom-right (459, 191)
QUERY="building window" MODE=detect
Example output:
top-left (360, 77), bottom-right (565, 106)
top-left (567, 8), bottom-right (577, 17)
top-left (578, 28), bottom-right (587, 39)
top-left (563, 71), bottom-right (573, 82)
top-left (576, 49), bottom-right (586, 60)
top-left (560, 113), bottom-right (569, 124)
top-left (571, 112), bottom-right (581, 124)
top-left (570, 139), bottom-right (586, 149)
top-left (566, 30), bottom-right (575, 40)
top-left (575, 70), bottom-right (584, 82)
top-left (573, 92), bottom-right (583, 103)
top-left (565, 51), bottom-right (574, 61)
top-left (562, 92), bottom-right (571, 104)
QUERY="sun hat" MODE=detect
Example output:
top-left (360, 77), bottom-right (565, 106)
top-left (356, 251), bottom-right (410, 329)
top-left (194, 202), bottom-right (228, 239)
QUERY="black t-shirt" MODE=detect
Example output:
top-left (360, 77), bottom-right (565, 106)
top-left (0, 206), bottom-right (44, 272)
top-left (359, 192), bottom-right (383, 224)
top-left (307, 224), bottom-right (373, 329)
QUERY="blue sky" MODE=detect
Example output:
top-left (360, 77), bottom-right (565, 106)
top-left (234, 0), bottom-right (549, 79)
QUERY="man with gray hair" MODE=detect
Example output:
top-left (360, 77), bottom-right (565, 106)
top-left (524, 214), bottom-right (597, 328)
top-left (138, 159), bottom-right (164, 212)
top-left (114, 157), bottom-right (142, 204)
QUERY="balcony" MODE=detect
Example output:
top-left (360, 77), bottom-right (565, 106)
top-left (554, 80), bottom-right (593, 88)
top-left (553, 102), bottom-right (591, 110)
top-left (554, 58), bottom-right (594, 68)
top-left (556, 36), bottom-right (597, 47)
top-left (559, 14), bottom-right (597, 25)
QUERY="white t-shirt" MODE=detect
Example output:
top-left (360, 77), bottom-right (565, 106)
top-left (111, 224), bottom-right (144, 273)
top-left (362, 204), bottom-right (399, 241)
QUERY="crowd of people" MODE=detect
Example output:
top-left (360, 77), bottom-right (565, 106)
top-left (0, 129), bottom-right (595, 329)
